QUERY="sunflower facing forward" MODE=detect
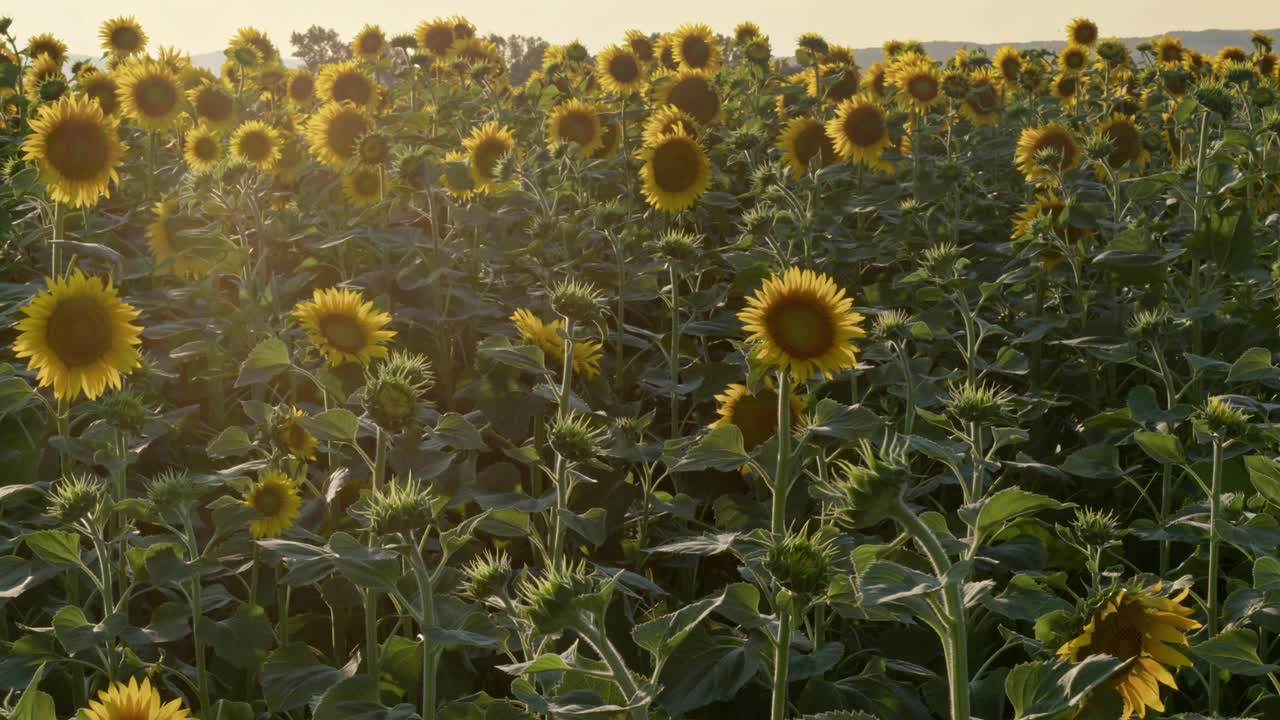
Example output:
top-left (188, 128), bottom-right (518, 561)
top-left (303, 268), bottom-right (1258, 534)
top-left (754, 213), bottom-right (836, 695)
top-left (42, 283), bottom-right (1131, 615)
top-left (596, 44), bottom-right (646, 96)
top-left (1095, 114), bottom-right (1149, 174)
top-left (545, 99), bottom-right (604, 156)
top-left (274, 407), bottom-right (318, 461)
top-left (13, 270), bottom-right (144, 401)
top-left (653, 68), bottom-right (722, 126)
top-left (183, 126), bottom-right (223, 171)
top-left (777, 116), bottom-right (836, 179)
top-left (306, 101), bottom-right (374, 168)
top-left (342, 164), bottom-right (383, 207)
top-left (231, 120), bottom-right (283, 171)
top-left (292, 287), bottom-right (395, 367)
top-left (738, 267), bottom-right (866, 381)
top-left (1058, 583), bottom-right (1200, 719)
top-left (825, 97), bottom-right (893, 172)
top-left (711, 382), bottom-right (807, 452)
top-left (463, 121), bottom-right (516, 187)
top-left (116, 60), bottom-right (185, 131)
top-left (82, 677), bottom-right (190, 720)
top-left (244, 469), bottom-right (302, 538)
top-left (187, 80), bottom-right (236, 131)
top-left (638, 125), bottom-right (711, 213)
top-left (891, 55), bottom-right (943, 114)
top-left (100, 17), bottom-right (148, 58)
top-left (670, 23), bottom-right (722, 73)
top-left (352, 24), bottom-right (388, 62)
top-left (317, 61), bottom-right (381, 108)
top-left (1015, 122), bottom-right (1081, 182)
top-left (80, 72), bottom-right (122, 116)
top-left (22, 94), bottom-right (127, 208)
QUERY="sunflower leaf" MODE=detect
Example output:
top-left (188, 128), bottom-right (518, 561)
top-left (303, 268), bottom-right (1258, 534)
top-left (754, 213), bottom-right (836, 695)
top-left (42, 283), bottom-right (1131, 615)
top-left (1188, 628), bottom-right (1280, 676)
top-left (235, 337), bottom-right (291, 387)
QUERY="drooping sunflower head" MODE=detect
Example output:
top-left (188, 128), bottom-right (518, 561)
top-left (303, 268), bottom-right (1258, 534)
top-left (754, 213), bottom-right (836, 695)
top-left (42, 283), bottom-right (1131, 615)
top-left (738, 267), bottom-right (867, 381)
top-left (671, 23), bottom-right (722, 73)
top-left (292, 287), bottom-right (396, 367)
top-left (342, 164), bottom-right (383, 207)
top-left (596, 44), bottom-right (646, 96)
top-left (864, 62), bottom-right (889, 98)
top-left (79, 72), bottom-right (121, 116)
top-left (824, 96), bottom-right (893, 173)
top-left (23, 54), bottom-right (65, 102)
top-left (231, 26), bottom-right (279, 64)
top-left (286, 69), bottom-right (316, 106)
top-left (710, 381), bottom-right (806, 452)
top-left (994, 46), bottom-right (1022, 85)
top-left (961, 69), bottom-right (1001, 126)
top-left (463, 121), bottom-right (516, 186)
top-left (1066, 17), bottom-right (1099, 47)
top-left (1011, 192), bottom-right (1092, 243)
top-left (806, 63), bottom-right (861, 105)
top-left (638, 125), bottom-right (711, 213)
top-left (352, 24), bottom-right (388, 61)
top-left (271, 406), bottom-right (318, 461)
top-left (733, 22), bottom-right (762, 44)
top-left (777, 116), bottom-right (837, 179)
top-left (890, 55), bottom-right (943, 113)
top-left (13, 269), bottom-right (143, 401)
top-left (1057, 582), bottom-right (1200, 720)
top-left (1095, 114), bottom-right (1148, 174)
top-left (27, 33), bottom-right (69, 65)
top-left (116, 60), bottom-right (184, 131)
top-left (21, 93), bottom-right (126, 208)
top-left (416, 18), bottom-right (457, 56)
top-left (653, 68), bottom-right (721, 125)
top-left (1058, 43), bottom-right (1091, 75)
top-left (187, 80), bottom-right (236, 130)
top-left (99, 17), bottom-right (147, 57)
top-left (622, 30), bottom-right (655, 63)
top-left (244, 469), bottom-right (302, 539)
top-left (306, 101), bottom-right (374, 168)
top-left (642, 104), bottom-right (699, 146)
top-left (1214, 45), bottom-right (1249, 70)
top-left (147, 198), bottom-right (214, 278)
top-left (231, 120), bottom-right (282, 171)
top-left (82, 676), bottom-right (190, 720)
top-left (317, 61), bottom-right (381, 108)
top-left (545, 98), bottom-right (604, 157)
top-left (182, 126), bottom-right (223, 171)
top-left (1015, 122), bottom-right (1081, 182)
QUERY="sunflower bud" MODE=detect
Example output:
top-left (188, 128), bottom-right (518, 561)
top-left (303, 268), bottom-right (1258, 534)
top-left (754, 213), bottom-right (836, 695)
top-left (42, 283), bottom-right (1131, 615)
top-left (941, 69), bottom-right (968, 99)
top-left (744, 38), bottom-right (772, 65)
top-left (516, 559), bottom-right (597, 633)
top-left (358, 477), bottom-right (440, 538)
top-left (361, 351), bottom-right (434, 434)
top-left (1083, 132), bottom-right (1114, 163)
top-left (1221, 61), bottom-right (1256, 86)
top-left (796, 33), bottom-right (829, 59)
top-left (357, 131), bottom-right (391, 165)
top-left (0, 17), bottom-right (12, 35)
top-left (766, 530), bottom-right (835, 599)
top-left (548, 279), bottom-right (604, 325)
top-left (548, 412), bottom-right (604, 464)
top-left (944, 381), bottom-right (1013, 424)
top-left (1068, 507), bottom-right (1124, 548)
top-left (461, 549), bottom-right (513, 602)
top-left (97, 389), bottom-right (150, 436)
top-left (829, 459), bottom-right (904, 528)
top-left (1253, 32), bottom-right (1275, 53)
top-left (564, 41), bottom-right (589, 64)
top-left (920, 242), bottom-right (965, 280)
top-left (145, 469), bottom-right (205, 520)
top-left (1198, 397), bottom-right (1250, 439)
top-left (47, 473), bottom-right (104, 526)
top-left (872, 309), bottom-right (914, 341)
top-left (651, 230), bottom-right (702, 264)
top-left (269, 405), bottom-right (319, 461)
top-left (1193, 81), bottom-right (1234, 117)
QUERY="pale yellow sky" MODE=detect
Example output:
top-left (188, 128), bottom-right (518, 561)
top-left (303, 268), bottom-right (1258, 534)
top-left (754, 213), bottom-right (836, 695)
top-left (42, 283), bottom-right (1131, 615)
top-left (9, 0), bottom-right (1280, 56)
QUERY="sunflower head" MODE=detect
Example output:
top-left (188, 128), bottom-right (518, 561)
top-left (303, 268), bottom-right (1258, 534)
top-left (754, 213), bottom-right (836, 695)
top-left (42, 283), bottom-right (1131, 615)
top-left (231, 120), bottom-right (282, 171)
top-left (943, 380), bottom-right (1013, 424)
top-left (270, 405), bottom-right (318, 461)
top-left (806, 63), bottom-right (860, 104)
top-left (738, 267), bottom-right (866, 381)
top-left (342, 164), bottom-right (383, 208)
top-left (545, 98), bottom-right (604, 157)
top-left (638, 124), bottom-right (711, 213)
top-left (1094, 114), bottom-right (1148, 173)
top-left (642, 104), bottom-right (699, 146)
top-left (824, 97), bottom-right (893, 172)
top-left (182, 127), bottom-right (223, 172)
top-left (317, 61), bottom-right (381, 107)
top-left (651, 229), bottom-right (702, 264)
top-left (352, 24), bottom-right (388, 61)
top-left (548, 279), bottom-right (605, 325)
top-left (517, 559), bottom-right (598, 634)
top-left (80, 72), bottom-right (121, 116)
top-left (22, 93), bottom-right (126, 208)
top-left (461, 549), bottom-right (514, 603)
top-left (1066, 17), bottom-right (1099, 47)
top-left (27, 33), bottom-right (69, 65)
top-left (292, 287), bottom-right (396, 367)
top-left (306, 101), bottom-right (374, 168)
top-left (116, 60), bottom-right (184, 131)
top-left (47, 472), bottom-right (105, 526)
top-left (1057, 582), bottom-right (1200, 720)
top-left (286, 69), bottom-right (316, 105)
top-left (360, 350), bottom-right (434, 434)
top-left (653, 68), bottom-right (721, 125)
top-left (187, 80), bottom-right (236, 130)
top-left (243, 469), bottom-right (302, 539)
top-left (462, 121), bottom-right (516, 186)
top-left (671, 23), bottom-right (722, 73)
top-left (624, 30), bottom-right (655, 62)
top-left (548, 412), bottom-right (605, 464)
top-left (147, 198), bottom-right (214, 278)
top-left (777, 116), bottom-right (837, 179)
top-left (231, 26), bottom-right (279, 64)
top-left (1015, 122), bottom-right (1081, 183)
top-left (1198, 396), bottom-right (1251, 439)
top-left (416, 18), bottom-right (456, 56)
top-left (1058, 44), bottom-right (1090, 74)
top-left (596, 44), bottom-right (646, 95)
top-left (82, 676), bottom-right (190, 720)
top-left (890, 55), bottom-right (943, 113)
top-left (766, 528), bottom-right (836, 599)
top-left (710, 381), bottom-right (806, 452)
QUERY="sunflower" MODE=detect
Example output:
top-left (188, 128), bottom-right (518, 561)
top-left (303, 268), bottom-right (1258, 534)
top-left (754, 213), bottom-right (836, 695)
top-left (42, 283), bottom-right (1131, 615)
top-left (1058, 44), bottom-right (1091, 75)
top-left (317, 61), bottom-right (381, 108)
top-left (342, 164), bottom-right (383, 207)
top-left (510, 309), bottom-right (603, 379)
top-left (738, 267), bottom-right (867, 381)
top-left (961, 69), bottom-right (1001, 126)
top-left (864, 62), bottom-right (890, 99)
top-left (352, 24), bottom-right (388, 62)
top-left (147, 198), bottom-right (213, 278)
top-left (232, 27), bottom-right (279, 64)
top-left (463, 121), bottom-right (516, 186)
top-left (28, 33), bottom-right (69, 65)
top-left (244, 469), bottom-right (302, 539)
top-left (652, 68), bottom-right (721, 125)
top-left (23, 55), bottom-right (64, 102)
top-left (1058, 583), bottom-right (1200, 719)
top-left (624, 30), bottom-right (655, 63)
top-left (825, 97), bottom-right (893, 172)
top-left (416, 18), bottom-right (456, 56)
top-left (306, 101), bottom-right (373, 168)
top-left (22, 94), bottom-right (126, 208)
top-left (439, 150), bottom-right (477, 200)
top-left (805, 63), bottom-right (860, 104)
top-left (231, 120), bottom-right (282, 171)
top-left (1015, 122), bottom-right (1081, 182)
top-left (1066, 17), bottom-right (1099, 47)
top-left (82, 677), bottom-right (190, 720)
top-left (187, 80), bottom-right (236, 131)
top-left (13, 269), bottom-right (143, 402)
top-left (1011, 192), bottom-right (1092, 242)
top-left (826, 45), bottom-right (856, 67)
top-left (79, 72), bottom-right (121, 116)
top-left (670, 23), bottom-right (722, 73)
top-left (711, 382), bottom-right (807, 452)
top-left (733, 22), bottom-right (762, 44)
top-left (596, 45), bottom-right (646, 96)
top-left (285, 69), bottom-right (316, 106)
top-left (1051, 72), bottom-right (1081, 105)
top-left (642, 104), bottom-right (699, 146)
top-left (276, 407), bottom-right (318, 461)
top-left (183, 126), bottom-right (223, 171)
top-left (292, 287), bottom-right (395, 367)
top-left (1096, 114), bottom-right (1148, 174)
top-left (638, 126), bottom-right (711, 213)
top-left (1214, 45), bottom-right (1248, 69)
top-left (546, 99), bottom-right (604, 156)
top-left (890, 56), bottom-right (943, 113)
top-left (1151, 35), bottom-right (1184, 66)
top-left (116, 61), bottom-right (184, 131)
top-left (777, 116), bottom-right (836, 179)
top-left (993, 46), bottom-right (1022, 85)
top-left (100, 17), bottom-right (148, 57)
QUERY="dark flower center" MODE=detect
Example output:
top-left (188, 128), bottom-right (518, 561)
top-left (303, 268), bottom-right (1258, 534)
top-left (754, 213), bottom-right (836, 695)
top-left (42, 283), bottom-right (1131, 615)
top-left (556, 111), bottom-right (597, 147)
top-left (111, 27), bottom-right (142, 52)
top-left (320, 313), bottom-right (367, 353)
top-left (609, 54), bottom-right (640, 84)
top-left (331, 73), bottom-right (372, 105)
top-left (47, 296), bottom-right (114, 367)
top-left (843, 107), bottom-right (885, 147)
top-left (45, 118), bottom-right (111, 181)
top-left (652, 139), bottom-right (699, 192)
top-left (134, 76), bottom-right (178, 117)
top-left (195, 88), bottom-right (233, 122)
top-left (765, 298), bottom-right (834, 359)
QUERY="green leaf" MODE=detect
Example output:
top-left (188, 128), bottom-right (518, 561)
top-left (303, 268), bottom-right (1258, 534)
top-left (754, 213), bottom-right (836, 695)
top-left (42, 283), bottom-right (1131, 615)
top-left (801, 400), bottom-right (882, 442)
top-left (559, 508), bottom-right (608, 547)
top-left (208, 700), bottom-right (255, 720)
top-left (235, 337), bottom-right (291, 387)
top-left (1244, 455), bottom-right (1280, 507)
top-left (1005, 656), bottom-right (1125, 719)
top-left (12, 665), bottom-right (54, 720)
top-left (478, 337), bottom-right (552, 376)
top-left (201, 602), bottom-right (275, 670)
top-left (671, 425), bottom-right (749, 472)
top-left (299, 409), bottom-right (360, 443)
top-left (1134, 432), bottom-right (1185, 465)
top-left (261, 645), bottom-right (354, 713)
top-left (1227, 346), bottom-right (1278, 384)
top-left (656, 630), bottom-right (762, 715)
top-left (329, 532), bottom-right (402, 591)
top-left (1060, 444), bottom-right (1122, 479)
top-left (206, 426), bottom-right (254, 459)
top-left (0, 557), bottom-right (45, 599)
top-left (1188, 628), bottom-right (1280, 676)
top-left (974, 488), bottom-right (1068, 537)
top-left (313, 676), bottom-right (415, 720)
top-left (633, 594), bottom-right (723, 661)
top-left (424, 413), bottom-right (487, 451)
top-left (23, 531), bottom-right (82, 567)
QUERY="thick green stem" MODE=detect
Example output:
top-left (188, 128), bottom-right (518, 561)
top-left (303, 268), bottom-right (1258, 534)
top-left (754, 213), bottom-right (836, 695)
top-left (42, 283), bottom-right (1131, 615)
top-left (191, 571), bottom-right (210, 710)
top-left (1208, 436), bottom-right (1223, 714)
top-left (669, 264), bottom-right (680, 438)
top-left (364, 588), bottom-right (380, 681)
top-left (372, 427), bottom-right (387, 493)
top-left (409, 537), bottom-right (437, 720)
top-left (771, 592), bottom-right (793, 720)
top-left (581, 622), bottom-right (646, 720)
top-left (771, 370), bottom-right (793, 536)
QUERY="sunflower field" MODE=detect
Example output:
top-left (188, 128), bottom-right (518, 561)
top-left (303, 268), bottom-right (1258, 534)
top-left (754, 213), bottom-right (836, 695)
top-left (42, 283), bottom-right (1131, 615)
top-left (3, 11), bottom-right (1280, 720)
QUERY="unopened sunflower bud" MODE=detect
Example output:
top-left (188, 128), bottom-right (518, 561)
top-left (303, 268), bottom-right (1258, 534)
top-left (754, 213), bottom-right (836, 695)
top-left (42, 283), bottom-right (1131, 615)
top-left (1194, 81), bottom-right (1234, 117)
top-left (358, 478), bottom-right (439, 538)
top-left (548, 279), bottom-right (604, 325)
top-left (831, 460), bottom-right (903, 528)
top-left (1069, 508), bottom-right (1124, 548)
top-left (516, 560), bottom-right (596, 633)
top-left (766, 531), bottom-right (835, 599)
top-left (652, 230), bottom-right (701, 263)
top-left (1199, 397), bottom-right (1250, 439)
top-left (1126, 306), bottom-right (1173, 341)
top-left (944, 380), bottom-right (1013, 424)
top-left (548, 412), bottom-right (604, 464)
top-left (361, 351), bottom-right (434, 434)
top-left (461, 549), bottom-right (513, 602)
top-left (47, 473), bottom-right (104, 525)
top-left (0, 17), bottom-right (13, 35)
